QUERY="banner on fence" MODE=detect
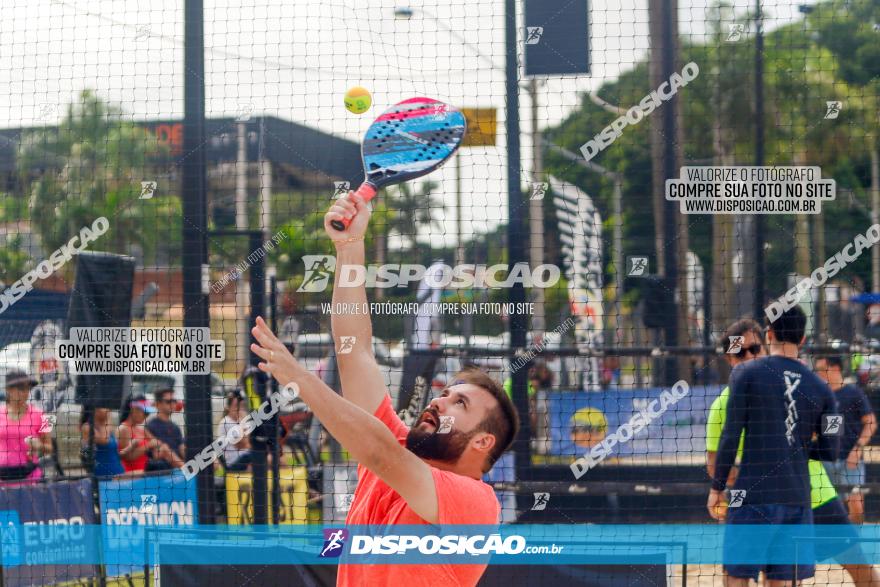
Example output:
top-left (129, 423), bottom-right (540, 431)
top-left (545, 386), bottom-right (720, 460)
top-left (98, 470), bottom-right (197, 574)
top-left (0, 478), bottom-right (97, 586)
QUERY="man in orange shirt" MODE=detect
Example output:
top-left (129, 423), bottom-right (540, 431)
top-left (249, 191), bottom-right (520, 586)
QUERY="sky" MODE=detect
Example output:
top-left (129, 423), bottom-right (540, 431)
top-left (0, 0), bottom-right (812, 248)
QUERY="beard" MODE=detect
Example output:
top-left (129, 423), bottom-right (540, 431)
top-left (406, 410), bottom-right (475, 463)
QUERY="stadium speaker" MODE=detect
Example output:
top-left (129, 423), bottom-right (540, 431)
top-left (640, 275), bottom-right (675, 330)
top-left (67, 252), bottom-right (135, 409)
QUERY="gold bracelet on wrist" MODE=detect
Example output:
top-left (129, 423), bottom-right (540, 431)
top-left (333, 236), bottom-right (364, 246)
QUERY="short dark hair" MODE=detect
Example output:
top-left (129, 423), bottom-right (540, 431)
top-left (768, 305), bottom-right (807, 344)
top-left (815, 355), bottom-right (844, 371)
top-left (154, 388), bottom-right (174, 403)
top-left (452, 366), bottom-right (520, 473)
top-left (722, 318), bottom-right (763, 354)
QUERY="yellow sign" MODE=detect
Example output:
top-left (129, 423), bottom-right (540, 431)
top-left (225, 467), bottom-right (309, 524)
top-left (461, 108), bottom-right (497, 147)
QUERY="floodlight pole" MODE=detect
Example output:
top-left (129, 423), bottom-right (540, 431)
top-left (183, 0), bottom-right (215, 524)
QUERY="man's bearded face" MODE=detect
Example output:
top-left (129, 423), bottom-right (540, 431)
top-left (406, 406), bottom-right (476, 463)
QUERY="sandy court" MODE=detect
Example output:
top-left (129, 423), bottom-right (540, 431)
top-left (681, 564), bottom-right (858, 586)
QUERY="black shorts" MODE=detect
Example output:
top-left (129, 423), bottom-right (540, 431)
top-left (724, 504), bottom-right (815, 581)
top-left (813, 498), bottom-right (866, 564)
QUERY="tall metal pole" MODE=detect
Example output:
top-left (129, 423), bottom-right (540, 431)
top-left (249, 232), bottom-right (268, 525)
top-left (871, 147), bottom-right (880, 292)
top-left (455, 155), bottom-right (464, 266)
top-left (183, 0), bottom-right (214, 524)
top-left (236, 122), bottom-right (250, 368)
top-left (505, 0), bottom-right (531, 488)
top-left (660, 0), bottom-right (680, 385)
top-left (613, 178), bottom-right (624, 345)
top-left (529, 79), bottom-right (546, 334)
top-left (753, 0), bottom-right (766, 320)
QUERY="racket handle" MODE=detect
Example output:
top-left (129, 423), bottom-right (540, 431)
top-left (330, 183), bottom-right (378, 231)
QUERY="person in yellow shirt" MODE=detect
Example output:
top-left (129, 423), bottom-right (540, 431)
top-left (707, 318), bottom-right (879, 586)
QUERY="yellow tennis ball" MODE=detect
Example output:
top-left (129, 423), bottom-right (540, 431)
top-left (344, 87), bottom-right (372, 114)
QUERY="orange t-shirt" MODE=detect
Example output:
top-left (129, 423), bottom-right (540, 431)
top-left (336, 395), bottom-right (501, 587)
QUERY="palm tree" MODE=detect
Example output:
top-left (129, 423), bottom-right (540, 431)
top-left (18, 90), bottom-right (170, 261)
top-left (386, 181), bottom-right (443, 253)
top-left (0, 235), bottom-right (31, 286)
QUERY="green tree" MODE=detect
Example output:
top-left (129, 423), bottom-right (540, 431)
top-left (18, 90), bottom-right (173, 261)
top-left (0, 235), bottom-right (32, 286)
top-left (386, 181), bottom-right (442, 252)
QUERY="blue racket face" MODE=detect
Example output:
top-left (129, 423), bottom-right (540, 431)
top-left (361, 97), bottom-right (466, 188)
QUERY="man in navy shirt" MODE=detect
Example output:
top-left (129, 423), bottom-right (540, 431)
top-left (708, 306), bottom-right (839, 586)
top-left (815, 355), bottom-right (877, 524)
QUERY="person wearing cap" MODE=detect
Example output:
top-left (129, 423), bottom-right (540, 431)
top-left (0, 370), bottom-right (52, 482)
top-left (117, 394), bottom-right (163, 474)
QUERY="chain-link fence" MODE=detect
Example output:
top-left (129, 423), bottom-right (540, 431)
top-left (3, 0), bottom-right (880, 585)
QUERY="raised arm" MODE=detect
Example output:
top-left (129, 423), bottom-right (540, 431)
top-left (250, 317), bottom-right (439, 523)
top-left (324, 192), bottom-right (389, 416)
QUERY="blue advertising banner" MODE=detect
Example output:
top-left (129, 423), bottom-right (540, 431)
top-left (546, 385), bottom-right (721, 459)
top-left (98, 470), bottom-right (198, 574)
top-left (0, 478), bottom-right (97, 587)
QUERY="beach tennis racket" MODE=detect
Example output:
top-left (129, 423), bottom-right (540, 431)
top-left (330, 96), bottom-right (467, 231)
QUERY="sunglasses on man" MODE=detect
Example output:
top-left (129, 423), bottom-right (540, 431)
top-left (734, 344), bottom-right (763, 356)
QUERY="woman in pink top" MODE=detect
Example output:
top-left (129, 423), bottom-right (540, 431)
top-left (0, 370), bottom-right (52, 483)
